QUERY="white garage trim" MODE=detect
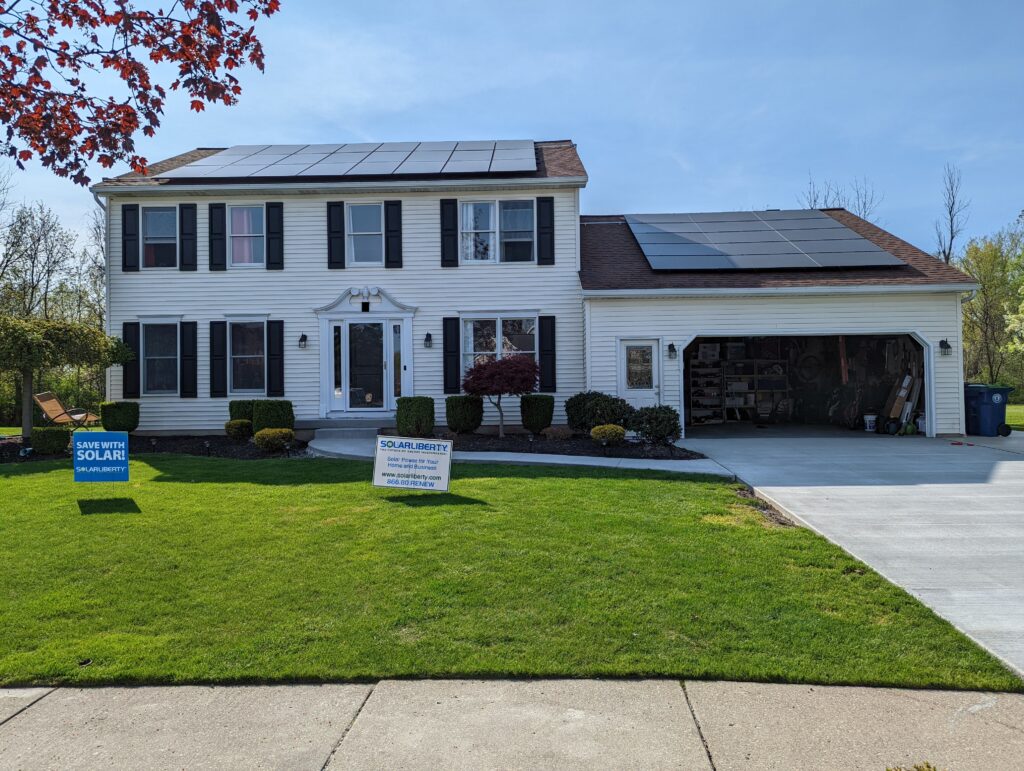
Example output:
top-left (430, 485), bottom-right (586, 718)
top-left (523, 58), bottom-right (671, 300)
top-left (583, 285), bottom-right (977, 298)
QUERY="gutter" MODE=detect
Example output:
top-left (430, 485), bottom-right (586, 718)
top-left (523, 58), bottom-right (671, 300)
top-left (90, 175), bottom-right (588, 197)
top-left (581, 283), bottom-right (980, 299)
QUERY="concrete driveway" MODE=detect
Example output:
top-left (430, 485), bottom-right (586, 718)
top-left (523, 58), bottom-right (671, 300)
top-left (684, 431), bottom-right (1024, 676)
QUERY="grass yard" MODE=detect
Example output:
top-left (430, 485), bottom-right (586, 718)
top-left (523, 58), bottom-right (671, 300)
top-left (1008, 404), bottom-right (1023, 430)
top-left (0, 456), bottom-right (1019, 691)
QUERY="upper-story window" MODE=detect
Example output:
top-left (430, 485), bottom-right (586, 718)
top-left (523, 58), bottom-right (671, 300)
top-left (141, 207), bottom-right (177, 268)
top-left (142, 323), bottom-right (178, 394)
top-left (460, 200), bottom-right (535, 263)
top-left (229, 205), bottom-right (265, 266)
top-left (347, 203), bottom-right (384, 265)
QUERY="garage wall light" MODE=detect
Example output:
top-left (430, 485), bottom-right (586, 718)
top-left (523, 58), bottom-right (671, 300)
top-left (667, 343), bottom-right (678, 359)
top-left (939, 339), bottom-right (953, 356)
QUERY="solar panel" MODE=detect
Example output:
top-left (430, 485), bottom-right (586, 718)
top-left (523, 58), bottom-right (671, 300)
top-left (158, 141), bottom-right (537, 179)
top-left (625, 210), bottom-right (904, 271)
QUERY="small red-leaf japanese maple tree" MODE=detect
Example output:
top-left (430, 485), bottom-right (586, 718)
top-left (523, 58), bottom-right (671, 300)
top-left (461, 355), bottom-right (539, 438)
top-left (0, 0), bottom-right (282, 184)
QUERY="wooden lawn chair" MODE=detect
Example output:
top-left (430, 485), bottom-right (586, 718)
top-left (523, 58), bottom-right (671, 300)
top-left (33, 391), bottom-right (100, 428)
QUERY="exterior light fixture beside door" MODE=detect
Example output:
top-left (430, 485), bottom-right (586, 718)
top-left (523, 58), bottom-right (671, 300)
top-left (424, 332), bottom-right (433, 349)
top-left (667, 343), bottom-right (677, 359)
top-left (939, 339), bottom-right (952, 356)
top-left (298, 333), bottom-right (308, 349)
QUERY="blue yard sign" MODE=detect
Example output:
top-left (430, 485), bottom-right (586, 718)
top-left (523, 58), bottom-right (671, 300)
top-left (73, 431), bottom-right (130, 482)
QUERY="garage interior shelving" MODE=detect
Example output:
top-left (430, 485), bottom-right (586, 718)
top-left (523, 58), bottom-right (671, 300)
top-left (688, 340), bottom-right (791, 425)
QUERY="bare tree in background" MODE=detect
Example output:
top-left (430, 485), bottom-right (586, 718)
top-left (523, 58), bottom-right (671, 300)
top-left (935, 163), bottom-right (969, 264)
top-left (0, 202), bottom-right (77, 318)
top-left (799, 174), bottom-right (883, 221)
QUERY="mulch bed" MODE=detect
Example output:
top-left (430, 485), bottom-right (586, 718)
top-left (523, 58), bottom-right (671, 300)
top-left (443, 432), bottom-right (705, 460)
top-left (0, 433), bottom-right (307, 464)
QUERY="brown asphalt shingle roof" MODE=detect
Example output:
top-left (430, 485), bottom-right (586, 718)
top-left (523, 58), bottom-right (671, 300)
top-left (579, 209), bottom-right (975, 290)
top-left (93, 140), bottom-right (586, 189)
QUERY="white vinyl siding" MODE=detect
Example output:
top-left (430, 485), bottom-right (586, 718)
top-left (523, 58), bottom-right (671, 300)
top-left (585, 292), bottom-right (966, 436)
top-left (104, 188), bottom-right (584, 431)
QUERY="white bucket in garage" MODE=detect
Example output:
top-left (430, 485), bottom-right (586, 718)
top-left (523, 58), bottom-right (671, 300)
top-left (863, 414), bottom-right (878, 432)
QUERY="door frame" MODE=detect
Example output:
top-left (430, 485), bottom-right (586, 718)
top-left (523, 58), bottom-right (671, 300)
top-left (326, 318), bottom-right (410, 414)
top-left (616, 337), bottom-right (663, 407)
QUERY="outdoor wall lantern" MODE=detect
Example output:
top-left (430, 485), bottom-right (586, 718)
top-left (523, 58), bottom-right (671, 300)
top-left (667, 343), bottom-right (678, 359)
top-left (298, 333), bottom-right (308, 349)
top-left (424, 332), bottom-right (433, 349)
top-left (939, 339), bottom-right (953, 356)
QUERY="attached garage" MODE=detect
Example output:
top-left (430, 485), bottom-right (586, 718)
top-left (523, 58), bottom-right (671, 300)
top-left (579, 209), bottom-right (978, 438)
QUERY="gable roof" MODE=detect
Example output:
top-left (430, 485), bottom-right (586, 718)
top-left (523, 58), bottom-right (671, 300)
top-left (579, 208), bottom-right (975, 292)
top-left (92, 140), bottom-right (586, 190)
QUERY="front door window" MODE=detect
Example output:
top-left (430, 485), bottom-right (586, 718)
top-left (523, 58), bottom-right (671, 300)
top-left (348, 322), bottom-right (384, 409)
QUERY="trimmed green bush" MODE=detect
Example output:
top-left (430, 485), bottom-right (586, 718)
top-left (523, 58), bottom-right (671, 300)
top-left (632, 405), bottom-right (681, 445)
top-left (224, 419), bottom-right (253, 441)
top-left (252, 400), bottom-right (294, 433)
top-left (30, 426), bottom-right (72, 454)
top-left (564, 391), bottom-right (636, 433)
top-left (99, 401), bottom-right (139, 432)
top-left (446, 395), bottom-right (483, 434)
top-left (253, 428), bottom-right (294, 453)
top-left (396, 396), bottom-right (435, 437)
top-left (521, 394), bottom-right (554, 435)
top-left (590, 424), bottom-right (626, 446)
top-left (228, 400), bottom-right (257, 422)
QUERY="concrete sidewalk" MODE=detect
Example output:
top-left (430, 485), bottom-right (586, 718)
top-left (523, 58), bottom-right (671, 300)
top-left (2, 680), bottom-right (1022, 769)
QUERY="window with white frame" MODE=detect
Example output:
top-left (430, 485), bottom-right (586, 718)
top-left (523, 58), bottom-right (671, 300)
top-left (460, 200), bottom-right (535, 263)
top-left (347, 203), bottom-right (384, 265)
top-left (229, 321), bottom-right (266, 393)
top-left (462, 316), bottom-right (536, 372)
top-left (229, 205), bottom-right (264, 266)
top-left (142, 323), bottom-right (178, 394)
top-left (141, 206), bottom-right (177, 268)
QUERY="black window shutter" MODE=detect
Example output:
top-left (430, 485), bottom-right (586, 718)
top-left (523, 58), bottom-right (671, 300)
top-left (384, 200), bottom-right (403, 268)
top-left (178, 204), bottom-right (197, 271)
top-left (179, 321), bottom-right (198, 397)
top-left (122, 322), bottom-right (140, 398)
top-left (442, 317), bottom-right (461, 394)
top-left (121, 204), bottom-right (139, 272)
top-left (440, 198), bottom-right (458, 267)
top-left (327, 201), bottom-right (345, 268)
top-left (266, 202), bottom-right (284, 270)
top-left (267, 320), bottom-right (285, 396)
top-left (209, 203), bottom-right (226, 271)
top-left (209, 321), bottom-right (227, 397)
top-left (538, 316), bottom-right (557, 392)
top-left (537, 197), bottom-right (555, 265)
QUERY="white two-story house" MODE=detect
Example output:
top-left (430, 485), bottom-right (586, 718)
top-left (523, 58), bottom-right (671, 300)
top-left (94, 139), bottom-right (977, 437)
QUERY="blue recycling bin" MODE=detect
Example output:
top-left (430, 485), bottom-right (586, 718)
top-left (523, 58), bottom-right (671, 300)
top-left (964, 384), bottom-right (1015, 437)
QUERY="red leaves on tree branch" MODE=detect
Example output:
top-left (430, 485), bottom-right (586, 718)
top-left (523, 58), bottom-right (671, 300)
top-left (0, 0), bottom-right (281, 185)
top-left (462, 356), bottom-right (539, 398)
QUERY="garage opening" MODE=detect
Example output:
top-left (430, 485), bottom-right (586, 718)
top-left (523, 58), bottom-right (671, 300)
top-left (684, 335), bottom-right (927, 436)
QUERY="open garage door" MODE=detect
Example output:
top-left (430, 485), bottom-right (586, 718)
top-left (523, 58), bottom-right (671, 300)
top-left (684, 334), bottom-right (928, 436)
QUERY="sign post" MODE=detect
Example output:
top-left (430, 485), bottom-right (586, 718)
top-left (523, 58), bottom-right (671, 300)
top-left (73, 431), bottom-right (130, 482)
top-left (372, 436), bottom-right (453, 492)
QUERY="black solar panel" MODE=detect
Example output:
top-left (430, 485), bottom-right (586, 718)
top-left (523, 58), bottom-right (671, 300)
top-left (625, 210), bottom-right (904, 271)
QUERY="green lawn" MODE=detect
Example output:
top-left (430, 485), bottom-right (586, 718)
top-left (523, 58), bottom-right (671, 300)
top-left (0, 456), bottom-right (1018, 691)
top-left (1008, 404), bottom-right (1023, 430)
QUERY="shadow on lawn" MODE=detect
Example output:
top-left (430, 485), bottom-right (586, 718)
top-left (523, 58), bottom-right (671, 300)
top-left (78, 498), bottom-right (142, 515)
top-left (385, 492), bottom-right (489, 507)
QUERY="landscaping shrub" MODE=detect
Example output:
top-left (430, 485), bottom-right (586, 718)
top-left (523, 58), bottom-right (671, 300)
top-left (99, 401), bottom-right (139, 432)
top-left (564, 391), bottom-right (635, 432)
top-left (541, 425), bottom-right (573, 441)
top-left (228, 400), bottom-right (257, 422)
top-left (445, 394), bottom-right (483, 434)
top-left (632, 405), bottom-right (681, 445)
top-left (224, 419), bottom-right (253, 441)
top-left (252, 400), bottom-right (294, 433)
top-left (396, 396), bottom-right (435, 437)
top-left (30, 426), bottom-right (72, 454)
top-left (253, 427), bottom-right (294, 453)
top-left (520, 394), bottom-right (554, 435)
top-left (590, 424), bottom-right (626, 446)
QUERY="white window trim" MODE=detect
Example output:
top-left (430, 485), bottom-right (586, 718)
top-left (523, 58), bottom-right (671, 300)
top-left (141, 320), bottom-right (180, 396)
top-left (460, 313), bottom-right (539, 374)
top-left (458, 199), bottom-right (537, 265)
top-left (228, 204), bottom-right (266, 268)
top-left (228, 318), bottom-right (268, 395)
top-left (345, 202), bottom-right (385, 267)
top-left (140, 205), bottom-right (178, 270)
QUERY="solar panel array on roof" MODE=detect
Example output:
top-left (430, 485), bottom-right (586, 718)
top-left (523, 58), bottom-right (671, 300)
top-left (624, 210), bottom-right (905, 271)
top-left (157, 141), bottom-right (537, 179)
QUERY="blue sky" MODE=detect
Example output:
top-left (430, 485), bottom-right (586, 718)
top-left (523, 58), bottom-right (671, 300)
top-left (6, 0), bottom-right (1023, 250)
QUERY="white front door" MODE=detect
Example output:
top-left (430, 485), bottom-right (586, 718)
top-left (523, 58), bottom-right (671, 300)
top-left (329, 319), bottom-right (408, 412)
top-left (619, 339), bottom-right (660, 408)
